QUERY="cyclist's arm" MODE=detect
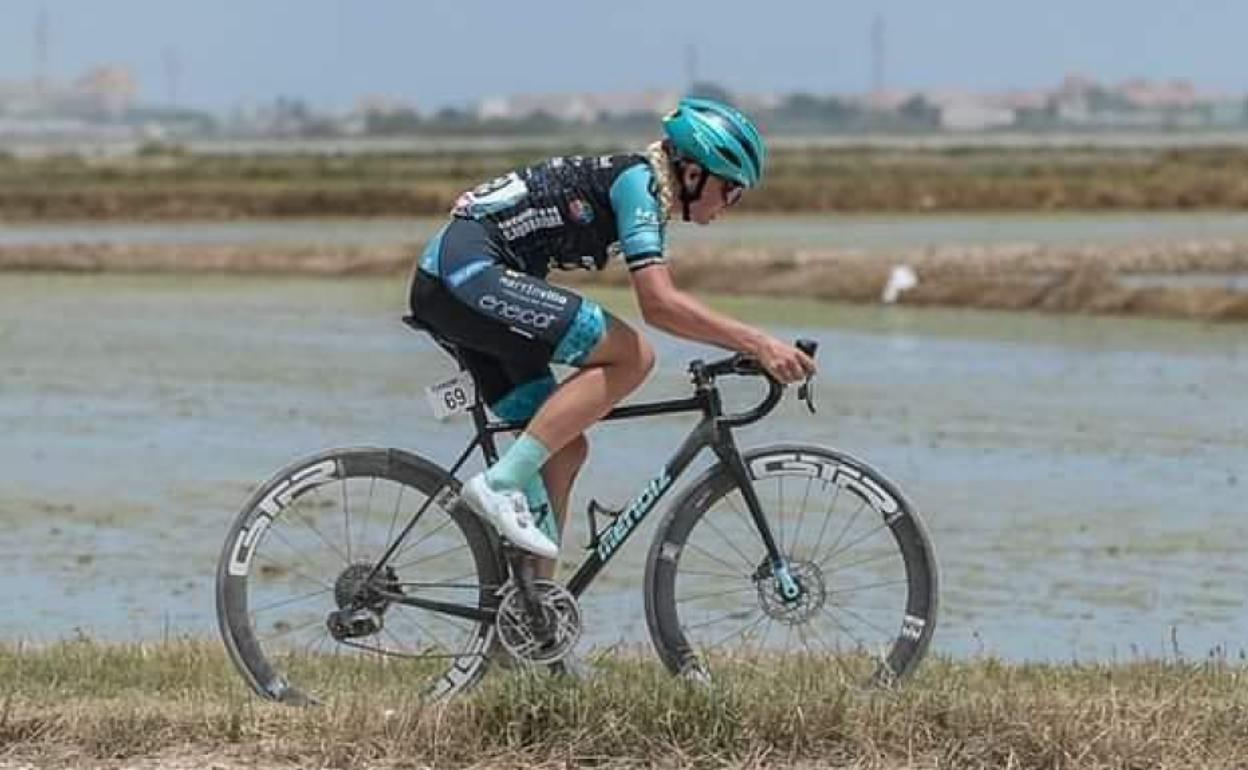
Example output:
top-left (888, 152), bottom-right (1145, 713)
top-left (630, 265), bottom-right (814, 382)
top-left (609, 164), bottom-right (761, 351)
top-left (608, 160), bottom-right (812, 381)
top-left (630, 263), bottom-right (764, 352)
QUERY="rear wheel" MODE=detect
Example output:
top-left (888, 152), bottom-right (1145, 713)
top-left (216, 448), bottom-right (505, 704)
top-left (644, 444), bottom-right (937, 687)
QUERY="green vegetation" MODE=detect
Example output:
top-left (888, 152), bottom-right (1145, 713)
top-left (2, 638), bottom-right (1246, 768)
top-left (7, 145), bottom-right (1248, 221)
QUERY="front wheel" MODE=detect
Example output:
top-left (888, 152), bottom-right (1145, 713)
top-left (216, 448), bottom-right (506, 705)
top-left (644, 444), bottom-right (938, 687)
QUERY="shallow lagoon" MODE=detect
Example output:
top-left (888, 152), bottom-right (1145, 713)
top-left (1, 273), bottom-right (1244, 662)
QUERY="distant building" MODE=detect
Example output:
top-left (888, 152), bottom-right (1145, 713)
top-left (1119, 78), bottom-right (1199, 110)
top-left (476, 89), bottom-right (680, 122)
top-left (0, 65), bottom-right (137, 120)
top-left (938, 101), bottom-right (1017, 131)
top-left (862, 88), bottom-right (913, 111)
top-left (355, 95), bottom-right (419, 117)
top-left (74, 65), bottom-right (138, 118)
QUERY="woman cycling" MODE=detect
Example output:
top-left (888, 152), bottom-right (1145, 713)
top-left (408, 96), bottom-right (815, 562)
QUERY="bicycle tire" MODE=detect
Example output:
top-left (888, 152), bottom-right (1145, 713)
top-left (644, 443), bottom-right (938, 687)
top-left (216, 447), bottom-right (505, 704)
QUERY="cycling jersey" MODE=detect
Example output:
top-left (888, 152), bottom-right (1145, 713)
top-left (448, 153), bottom-right (667, 277)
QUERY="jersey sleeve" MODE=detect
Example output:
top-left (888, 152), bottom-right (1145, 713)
top-left (608, 163), bottom-right (667, 271)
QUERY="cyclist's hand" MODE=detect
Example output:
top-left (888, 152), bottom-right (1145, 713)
top-left (755, 337), bottom-right (816, 384)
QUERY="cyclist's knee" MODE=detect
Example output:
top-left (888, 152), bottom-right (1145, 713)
top-left (634, 334), bottom-right (657, 378)
top-left (604, 321), bottom-right (655, 385)
top-left (584, 317), bottom-right (652, 374)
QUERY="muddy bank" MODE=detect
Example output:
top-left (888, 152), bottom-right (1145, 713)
top-left (4, 238), bottom-right (1248, 321)
top-left (0, 241), bottom-right (414, 274)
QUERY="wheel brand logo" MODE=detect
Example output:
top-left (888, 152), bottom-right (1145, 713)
top-left (901, 614), bottom-right (926, 641)
top-left (227, 459), bottom-right (339, 576)
top-left (429, 627), bottom-right (494, 699)
top-left (749, 453), bottom-right (901, 522)
top-left (478, 294), bottom-right (557, 329)
top-left (596, 466), bottom-right (673, 560)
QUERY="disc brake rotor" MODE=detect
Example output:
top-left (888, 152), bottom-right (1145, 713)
top-left (756, 559), bottom-right (827, 625)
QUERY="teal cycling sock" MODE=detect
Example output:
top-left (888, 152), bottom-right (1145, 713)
top-left (523, 475), bottom-right (559, 545)
top-left (484, 433), bottom-right (550, 492)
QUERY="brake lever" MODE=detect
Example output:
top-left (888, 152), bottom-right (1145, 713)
top-left (794, 338), bottom-right (819, 414)
top-left (798, 376), bottom-right (817, 414)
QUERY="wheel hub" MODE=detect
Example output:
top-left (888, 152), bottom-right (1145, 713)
top-left (755, 559), bottom-right (827, 625)
top-left (327, 562), bottom-right (400, 640)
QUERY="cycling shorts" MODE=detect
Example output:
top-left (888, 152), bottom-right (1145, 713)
top-left (408, 218), bottom-right (608, 420)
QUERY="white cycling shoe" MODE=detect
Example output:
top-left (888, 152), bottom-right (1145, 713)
top-left (462, 473), bottom-right (558, 559)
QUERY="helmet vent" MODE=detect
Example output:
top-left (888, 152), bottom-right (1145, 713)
top-left (700, 109), bottom-right (760, 174)
top-left (717, 146), bottom-right (741, 168)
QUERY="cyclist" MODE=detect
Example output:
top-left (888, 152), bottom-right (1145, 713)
top-left (408, 97), bottom-right (815, 563)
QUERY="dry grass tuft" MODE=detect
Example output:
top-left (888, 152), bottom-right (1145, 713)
top-left (1, 639), bottom-right (1246, 768)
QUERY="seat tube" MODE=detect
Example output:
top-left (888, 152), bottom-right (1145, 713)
top-left (472, 403), bottom-right (501, 465)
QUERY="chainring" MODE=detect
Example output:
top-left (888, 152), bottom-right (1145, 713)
top-left (494, 579), bottom-right (582, 664)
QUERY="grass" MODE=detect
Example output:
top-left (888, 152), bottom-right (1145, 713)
top-left (2, 638), bottom-right (1246, 768)
top-left (7, 146), bottom-right (1248, 221)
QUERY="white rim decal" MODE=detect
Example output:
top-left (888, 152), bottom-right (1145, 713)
top-left (229, 459), bottom-right (340, 577)
top-left (748, 453), bottom-right (901, 519)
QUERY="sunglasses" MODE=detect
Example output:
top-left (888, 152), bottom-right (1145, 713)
top-left (721, 180), bottom-right (745, 207)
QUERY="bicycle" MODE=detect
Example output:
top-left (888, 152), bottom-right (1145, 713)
top-left (216, 317), bottom-right (939, 704)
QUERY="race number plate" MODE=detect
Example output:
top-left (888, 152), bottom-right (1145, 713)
top-left (425, 371), bottom-right (476, 420)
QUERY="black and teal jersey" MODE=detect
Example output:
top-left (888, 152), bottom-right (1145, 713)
top-left (450, 153), bottom-right (667, 277)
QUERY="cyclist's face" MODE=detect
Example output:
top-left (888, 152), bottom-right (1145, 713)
top-left (683, 165), bottom-right (744, 225)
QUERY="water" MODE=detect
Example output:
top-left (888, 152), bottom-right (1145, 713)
top-left (8, 212), bottom-right (1248, 253)
top-left (1121, 272), bottom-right (1248, 291)
top-left (2, 273), bottom-right (1245, 664)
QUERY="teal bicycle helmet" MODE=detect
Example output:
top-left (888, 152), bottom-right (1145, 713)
top-left (662, 97), bottom-right (766, 189)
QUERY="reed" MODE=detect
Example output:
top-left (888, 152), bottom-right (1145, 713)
top-left (6, 146), bottom-right (1248, 221)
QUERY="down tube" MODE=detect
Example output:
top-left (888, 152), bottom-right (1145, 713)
top-left (566, 419), bottom-right (716, 597)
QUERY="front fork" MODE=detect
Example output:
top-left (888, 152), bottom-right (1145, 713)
top-left (717, 442), bottom-right (803, 603)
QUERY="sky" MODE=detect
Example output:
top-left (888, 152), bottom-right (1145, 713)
top-left (1, 0), bottom-right (1246, 112)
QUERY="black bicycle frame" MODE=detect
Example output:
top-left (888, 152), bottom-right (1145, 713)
top-left (370, 367), bottom-right (790, 620)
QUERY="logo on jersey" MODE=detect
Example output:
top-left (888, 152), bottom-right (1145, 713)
top-left (633, 207), bottom-right (661, 227)
top-left (567, 199), bottom-right (594, 225)
top-left (497, 273), bottom-right (570, 305)
top-left (478, 295), bottom-right (557, 329)
top-left (498, 206), bottom-right (563, 241)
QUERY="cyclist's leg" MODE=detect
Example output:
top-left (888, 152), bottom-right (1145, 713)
top-left (409, 222), bottom-right (614, 555)
top-left (541, 433), bottom-right (588, 534)
top-left (441, 352), bottom-right (579, 578)
top-left (522, 316), bottom-right (655, 455)
top-left (532, 433), bottom-right (588, 578)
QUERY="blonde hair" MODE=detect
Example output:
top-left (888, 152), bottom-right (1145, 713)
top-left (644, 140), bottom-right (678, 223)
